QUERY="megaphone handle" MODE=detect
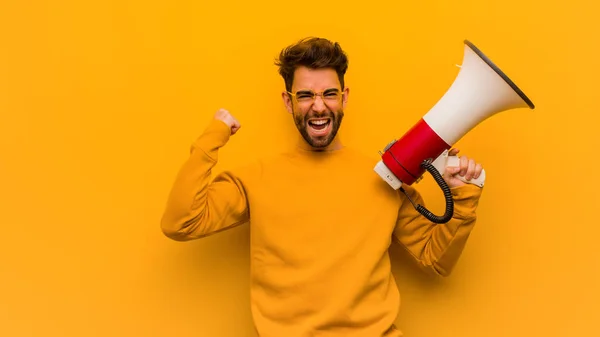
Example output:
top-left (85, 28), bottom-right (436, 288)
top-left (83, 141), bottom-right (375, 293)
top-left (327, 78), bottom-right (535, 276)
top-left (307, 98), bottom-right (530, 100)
top-left (432, 151), bottom-right (486, 188)
top-left (445, 155), bottom-right (486, 188)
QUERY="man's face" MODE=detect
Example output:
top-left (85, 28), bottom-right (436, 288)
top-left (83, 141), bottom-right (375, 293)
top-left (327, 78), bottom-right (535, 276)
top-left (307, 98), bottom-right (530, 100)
top-left (282, 66), bottom-right (349, 149)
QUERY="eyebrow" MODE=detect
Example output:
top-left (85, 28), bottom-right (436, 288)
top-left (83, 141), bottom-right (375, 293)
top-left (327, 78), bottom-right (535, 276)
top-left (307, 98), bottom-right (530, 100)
top-left (295, 88), bottom-right (340, 94)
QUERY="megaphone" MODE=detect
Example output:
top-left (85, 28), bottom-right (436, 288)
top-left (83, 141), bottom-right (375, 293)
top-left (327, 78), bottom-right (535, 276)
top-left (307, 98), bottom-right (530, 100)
top-left (374, 40), bottom-right (535, 224)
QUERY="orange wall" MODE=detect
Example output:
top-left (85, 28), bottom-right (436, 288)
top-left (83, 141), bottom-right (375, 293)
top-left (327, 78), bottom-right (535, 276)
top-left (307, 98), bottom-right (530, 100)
top-left (1, 1), bottom-right (598, 336)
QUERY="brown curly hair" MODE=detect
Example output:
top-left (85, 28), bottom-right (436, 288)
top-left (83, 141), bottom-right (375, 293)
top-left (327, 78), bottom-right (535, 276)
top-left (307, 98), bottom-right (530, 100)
top-left (275, 37), bottom-right (349, 92)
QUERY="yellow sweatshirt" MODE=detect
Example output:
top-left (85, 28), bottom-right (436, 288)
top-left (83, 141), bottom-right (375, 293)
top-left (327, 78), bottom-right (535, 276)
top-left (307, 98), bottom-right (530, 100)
top-left (161, 119), bottom-right (483, 337)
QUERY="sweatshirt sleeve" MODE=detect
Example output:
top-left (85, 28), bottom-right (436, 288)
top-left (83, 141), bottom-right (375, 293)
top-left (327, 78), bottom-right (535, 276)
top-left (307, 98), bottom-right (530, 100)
top-left (160, 119), bottom-right (250, 241)
top-left (392, 184), bottom-right (483, 277)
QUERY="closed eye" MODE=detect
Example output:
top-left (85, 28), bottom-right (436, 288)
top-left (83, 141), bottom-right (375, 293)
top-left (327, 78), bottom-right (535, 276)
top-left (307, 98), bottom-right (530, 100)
top-left (297, 93), bottom-right (314, 99)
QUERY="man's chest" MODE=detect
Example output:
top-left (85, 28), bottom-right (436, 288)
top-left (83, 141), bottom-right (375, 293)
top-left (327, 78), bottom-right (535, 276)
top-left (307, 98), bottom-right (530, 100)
top-left (245, 167), bottom-right (402, 251)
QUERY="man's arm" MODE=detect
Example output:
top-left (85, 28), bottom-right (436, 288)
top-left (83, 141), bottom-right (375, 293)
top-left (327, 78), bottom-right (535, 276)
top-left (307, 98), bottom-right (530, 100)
top-left (161, 110), bottom-right (249, 241)
top-left (392, 183), bottom-right (483, 277)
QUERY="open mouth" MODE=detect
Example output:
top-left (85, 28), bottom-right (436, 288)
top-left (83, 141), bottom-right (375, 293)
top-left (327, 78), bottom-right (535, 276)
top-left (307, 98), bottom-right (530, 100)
top-left (308, 118), bottom-right (331, 134)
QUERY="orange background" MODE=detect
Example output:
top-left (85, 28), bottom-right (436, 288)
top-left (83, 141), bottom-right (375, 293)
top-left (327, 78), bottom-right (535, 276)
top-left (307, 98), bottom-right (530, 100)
top-left (1, 1), bottom-right (598, 336)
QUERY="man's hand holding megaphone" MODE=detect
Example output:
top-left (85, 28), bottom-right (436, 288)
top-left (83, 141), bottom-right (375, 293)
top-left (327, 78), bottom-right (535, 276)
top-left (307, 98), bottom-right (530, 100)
top-left (441, 148), bottom-right (484, 188)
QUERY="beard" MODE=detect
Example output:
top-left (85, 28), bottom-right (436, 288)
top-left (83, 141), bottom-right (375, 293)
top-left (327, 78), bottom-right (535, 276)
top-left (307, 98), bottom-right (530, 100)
top-left (293, 108), bottom-right (344, 149)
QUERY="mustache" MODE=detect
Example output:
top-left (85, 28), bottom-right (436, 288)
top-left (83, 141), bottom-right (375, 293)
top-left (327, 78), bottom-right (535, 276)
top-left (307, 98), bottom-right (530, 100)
top-left (304, 111), bottom-right (336, 120)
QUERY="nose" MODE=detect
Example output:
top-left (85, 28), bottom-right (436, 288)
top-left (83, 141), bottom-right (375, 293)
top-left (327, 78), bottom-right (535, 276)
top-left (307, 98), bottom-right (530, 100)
top-left (312, 95), bottom-right (327, 113)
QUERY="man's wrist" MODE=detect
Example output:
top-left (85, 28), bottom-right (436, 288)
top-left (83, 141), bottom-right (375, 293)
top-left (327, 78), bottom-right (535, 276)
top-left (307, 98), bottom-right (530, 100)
top-left (190, 119), bottom-right (233, 158)
top-left (450, 184), bottom-right (482, 219)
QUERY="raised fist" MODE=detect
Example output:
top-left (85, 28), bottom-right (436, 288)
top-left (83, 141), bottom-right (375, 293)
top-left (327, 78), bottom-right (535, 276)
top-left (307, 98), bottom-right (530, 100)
top-left (214, 108), bottom-right (241, 135)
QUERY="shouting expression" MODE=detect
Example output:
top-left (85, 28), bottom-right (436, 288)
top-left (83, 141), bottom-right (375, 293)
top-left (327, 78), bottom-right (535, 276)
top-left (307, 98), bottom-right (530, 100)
top-left (282, 66), bottom-right (349, 150)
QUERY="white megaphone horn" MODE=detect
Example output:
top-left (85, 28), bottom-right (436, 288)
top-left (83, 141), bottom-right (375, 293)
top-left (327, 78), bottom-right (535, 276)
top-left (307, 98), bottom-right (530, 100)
top-left (374, 40), bottom-right (535, 224)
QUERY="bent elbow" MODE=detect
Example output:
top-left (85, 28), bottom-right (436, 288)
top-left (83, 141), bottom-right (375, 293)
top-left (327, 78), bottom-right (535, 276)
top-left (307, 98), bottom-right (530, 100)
top-left (160, 211), bottom-right (214, 242)
top-left (161, 224), bottom-right (184, 241)
top-left (160, 216), bottom-right (194, 242)
top-left (161, 226), bottom-right (189, 241)
top-left (416, 258), bottom-right (454, 278)
top-left (434, 266), bottom-right (452, 277)
top-left (430, 261), bottom-right (456, 278)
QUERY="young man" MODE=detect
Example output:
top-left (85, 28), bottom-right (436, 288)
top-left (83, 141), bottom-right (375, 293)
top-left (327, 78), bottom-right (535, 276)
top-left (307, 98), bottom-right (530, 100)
top-left (161, 37), bottom-right (484, 337)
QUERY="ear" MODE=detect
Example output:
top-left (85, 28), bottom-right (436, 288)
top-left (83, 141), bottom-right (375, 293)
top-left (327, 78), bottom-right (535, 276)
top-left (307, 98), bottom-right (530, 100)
top-left (342, 87), bottom-right (350, 109)
top-left (281, 91), bottom-right (293, 114)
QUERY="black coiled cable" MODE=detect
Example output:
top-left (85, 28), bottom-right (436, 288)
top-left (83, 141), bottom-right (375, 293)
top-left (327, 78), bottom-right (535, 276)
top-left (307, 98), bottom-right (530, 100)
top-left (399, 158), bottom-right (454, 224)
